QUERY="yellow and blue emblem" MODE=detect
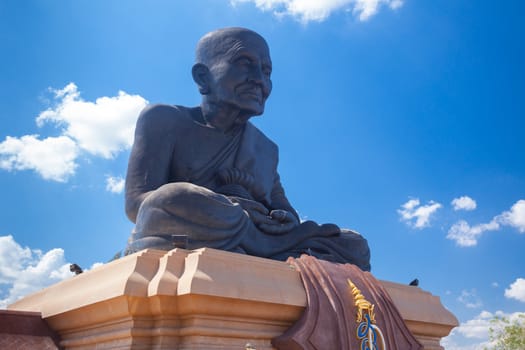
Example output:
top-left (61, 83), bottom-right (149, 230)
top-left (348, 279), bottom-right (387, 350)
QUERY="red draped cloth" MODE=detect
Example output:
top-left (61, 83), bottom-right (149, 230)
top-left (272, 255), bottom-right (422, 350)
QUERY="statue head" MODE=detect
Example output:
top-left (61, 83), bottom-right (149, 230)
top-left (192, 27), bottom-right (273, 118)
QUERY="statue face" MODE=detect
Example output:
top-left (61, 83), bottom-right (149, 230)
top-left (207, 32), bottom-right (272, 117)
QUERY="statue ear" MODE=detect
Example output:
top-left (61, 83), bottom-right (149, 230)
top-left (192, 63), bottom-right (211, 95)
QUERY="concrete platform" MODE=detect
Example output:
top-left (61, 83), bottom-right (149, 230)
top-left (8, 248), bottom-right (458, 349)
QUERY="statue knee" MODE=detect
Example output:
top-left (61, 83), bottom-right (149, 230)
top-left (139, 182), bottom-right (236, 218)
top-left (142, 182), bottom-right (209, 210)
top-left (133, 181), bottom-right (248, 239)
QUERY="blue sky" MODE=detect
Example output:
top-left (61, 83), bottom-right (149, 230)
top-left (1, 1), bottom-right (524, 348)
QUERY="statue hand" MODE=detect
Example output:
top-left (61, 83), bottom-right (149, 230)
top-left (258, 209), bottom-right (299, 235)
top-left (229, 197), bottom-right (297, 234)
top-left (229, 196), bottom-right (274, 226)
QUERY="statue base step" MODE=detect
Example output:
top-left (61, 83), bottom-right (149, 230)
top-left (8, 248), bottom-right (457, 350)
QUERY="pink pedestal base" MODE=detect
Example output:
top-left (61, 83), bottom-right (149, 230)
top-left (9, 248), bottom-right (458, 349)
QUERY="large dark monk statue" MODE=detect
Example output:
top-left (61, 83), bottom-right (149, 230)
top-left (124, 27), bottom-right (370, 271)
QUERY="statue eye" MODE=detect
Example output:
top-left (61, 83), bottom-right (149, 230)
top-left (235, 57), bottom-right (252, 66)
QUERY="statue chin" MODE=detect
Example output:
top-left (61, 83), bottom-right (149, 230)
top-left (232, 100), bottom-right (266, 119)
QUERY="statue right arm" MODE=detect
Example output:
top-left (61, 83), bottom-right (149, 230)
top-left (125, 104), bottom-right (178, 223)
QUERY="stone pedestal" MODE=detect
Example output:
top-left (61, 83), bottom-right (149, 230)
top-left (8, 248), bottom-right (457, 350)
top-left (0, 310), bottom-right (60, 349)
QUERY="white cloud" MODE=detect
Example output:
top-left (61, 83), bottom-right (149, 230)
top-left (454, 310), bottom-right (493, 342)
top-left (457, 289), bottom-right (483, 309)
top-left (0, 235), bottom-right (103, 308)
top-left (389, 0), bottom-right (403, 10)
top-left (447, 199), bottom-right (525, 247)
top-left (398, 198), bottom-right (442, 229)
top-left (0, 236), bottom-right (32, 285)
top-left (451, 196), bottom-right (477, 211)
top-left (440, 335), bottom-right (490, 350)
top-left (0, 135), bottom-right (78, 182)
top-left (106, 175), bottom-right (125, 194)
top-left (37, 83), bottom-right (147, 159)
top-left (230, 0), bottom-right (403, 23)
top-left (90, 262), bottom-right (104, 270)
top-left (0, 83), bottom-right (148, 182)
top-left (0, 235), bottom-right (72, 308)
top-left (505, 278), bottom-right (525, 302)
top-left (457, 310), bottom-right (493, 338)
top-left (442, 310), bottom-right (525, 350)
top-left (354, 0), bottom-right (404, 21)
top-left (498, 199), bottom-right (525, 233)
top-left (447, 219), bottom-right (499, 247)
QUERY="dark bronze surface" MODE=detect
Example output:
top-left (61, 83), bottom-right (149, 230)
top-left (124, 27), bottom-right (370, 270)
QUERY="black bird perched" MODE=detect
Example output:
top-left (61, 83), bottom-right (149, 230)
top-left (409, 278), bottom-right (419, 287)
top-left (70, 263), bottom-right (83, 275)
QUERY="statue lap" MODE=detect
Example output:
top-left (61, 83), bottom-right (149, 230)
top-left (127, 182), bottom-right (371, 270)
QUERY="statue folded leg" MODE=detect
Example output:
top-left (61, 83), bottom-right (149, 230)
top-left (125, 182), bottom-right (370, 271)
top-left (266, 229), bottom-right (371, 271)
top-left (125, 182), bottom-right (252, 254)
top-left (125, 182), bottom-right (338, 254)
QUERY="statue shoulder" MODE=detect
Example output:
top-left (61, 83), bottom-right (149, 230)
top-left (245, 121), bottom-right (279, 154)
top-left (135, 104), bottom-right (195, 140)
top-left (135, 104), bottom-right (192, 134)
top-left (137, 103), bottom-right (190, 125)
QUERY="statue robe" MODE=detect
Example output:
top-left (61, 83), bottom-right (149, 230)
top-left (125, 105), bottom-right (370, 271)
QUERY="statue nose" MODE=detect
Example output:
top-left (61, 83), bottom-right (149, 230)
top-left (248, 66), bottom-right (271, 96)
top-left (248, 65), bottom-right (264, 84)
